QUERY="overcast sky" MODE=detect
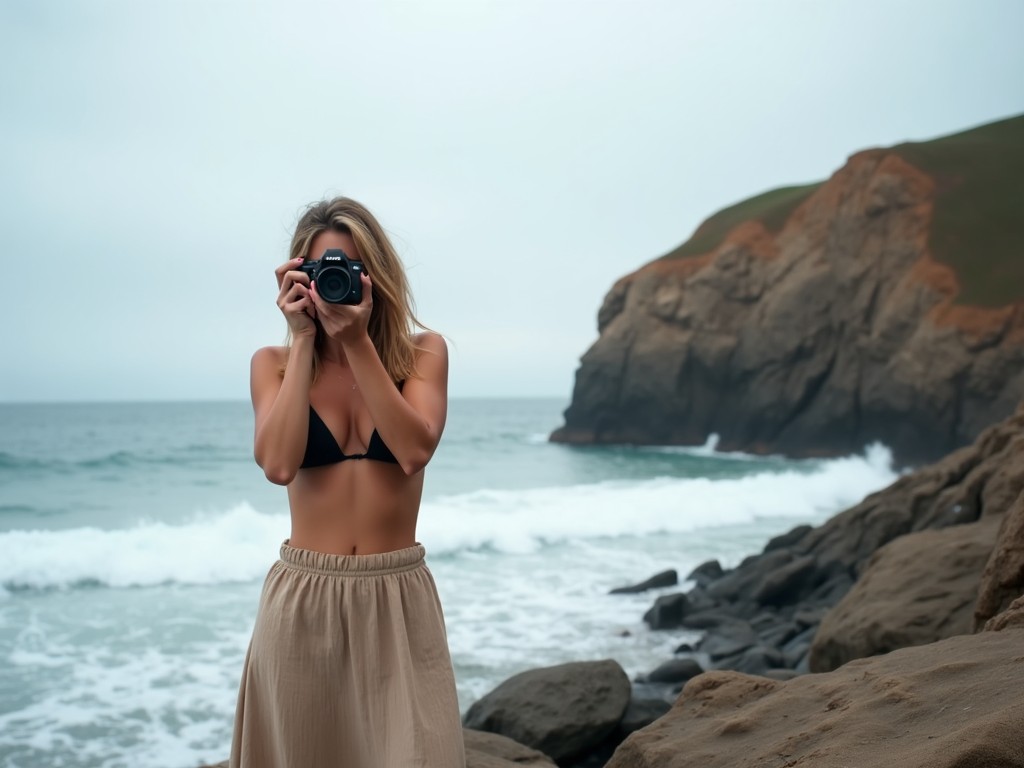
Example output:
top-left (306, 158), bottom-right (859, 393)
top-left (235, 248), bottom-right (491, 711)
top-left (2, 0), bottom-right (1022, 402)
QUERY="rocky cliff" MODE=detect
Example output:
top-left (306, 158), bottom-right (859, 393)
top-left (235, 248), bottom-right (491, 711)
top-left (552, 114), bottom-right (1024, 465)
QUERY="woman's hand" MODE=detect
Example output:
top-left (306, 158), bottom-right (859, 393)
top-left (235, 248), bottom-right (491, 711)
top-left (275, 257), bottom-right (317, 337)
top-left (310, 272), bottom-right (373, 345)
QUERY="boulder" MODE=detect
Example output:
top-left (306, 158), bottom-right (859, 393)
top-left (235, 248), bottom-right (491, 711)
top-left (684, 559), bottom-right (723, 587)
top-left (606, 629), bottom-right (1024, 768)
top-left (463, 729), bottom-right (558, 768)
top-left (983, 594), bottom-right (1024, 632)
top-left (643, 593), bottom-right (690, 629)
top-left (642, 658), bottom-right (704, 685)
top-left (809, 519), bottom-right (999, 672)
top-left (462, 660), bottom-right (631, 763)
top-left (610, 569), bottom-right (678, 594)
top-left (974, 486), bottom-right (1024, 628)
top-left (752, 554), bottom-right (818, 606)
top-left (616, 698), bottom-right (672, 736)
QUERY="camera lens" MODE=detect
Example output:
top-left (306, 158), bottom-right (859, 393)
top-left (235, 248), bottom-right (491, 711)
top-left (316, 266), bottom-right (351, 303)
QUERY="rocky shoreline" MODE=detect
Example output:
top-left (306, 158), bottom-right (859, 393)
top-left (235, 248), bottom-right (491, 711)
top-left (199, 402), bottom-right (1024, 767)
top-left (459, 401), bottom-right (1024, 766)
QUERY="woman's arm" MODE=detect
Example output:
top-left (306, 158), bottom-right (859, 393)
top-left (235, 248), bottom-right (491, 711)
top-left (251, 257), bottom-right (321, 485)
top-left (343, 331), bottom-right (449, 476)
top-left (251, 336), bottom-right (316, 485)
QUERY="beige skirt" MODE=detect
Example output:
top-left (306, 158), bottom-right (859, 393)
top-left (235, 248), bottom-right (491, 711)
top-left (229, 542), bottom-right (466, 768)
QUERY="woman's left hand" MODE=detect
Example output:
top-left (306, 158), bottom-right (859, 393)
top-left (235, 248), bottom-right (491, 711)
top-left (310, 272), bottom-right (374, 344)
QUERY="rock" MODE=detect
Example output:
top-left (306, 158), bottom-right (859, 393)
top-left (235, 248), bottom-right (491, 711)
top-left (698, 622), bottom-right (757, 660)
top-left (757, 620), bottom-right (800, 648)
top-left (552, 117), bottom-right (1024, 466)
top-left (706, 549), bottom-right (793, 602)
top-left (610, 569), bottom-right (678, 594)
top-left (616, 698), bottom-right (672, 736)
top-left (463, 729), bottom-right (558, 767)
top-left (752, 554), bottom-right (818, 606)
top-left (760, 668), bottom-right (800, 681)
top-left (643, 658), bottom-right (704, 684)
top-left (462, 660), bottom-right (631, 763)
top-left (606, 629), bottom-right (1024, 768)
top-left (643, 593), bottom-right (689, 629)
top-left (809, 519), bottom-right (999, 672)
top-left (983, 595), bottom-right (1024, 632)
top-left (714, 645), bottom-right (785, 676)
top-left (974, 486), bottom-right (1024, 628)
top-left (679, 610), bottom-right (739, 629)
top-left (685, 559), bottom-right (724, 586)
top-left (763, 524), bottom-right (812, 553)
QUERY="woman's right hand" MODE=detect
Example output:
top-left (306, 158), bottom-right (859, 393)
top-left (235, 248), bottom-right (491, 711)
top-left (275, 257), bottom-right (317, 337)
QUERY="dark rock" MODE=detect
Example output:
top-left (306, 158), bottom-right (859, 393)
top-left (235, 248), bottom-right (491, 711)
top-left (630, 681), bottom-right (680, 705)
top-left (753, 554), bottom-right (818, 606)
top-left (462, 659), bottom-right (631, 763)
top-left (764, 525), bottom-right (813, 553)
top-left (810, 519), bottom-right (999, 672)
top-left (749, 612), bottom-right (779, 631)
top-left (685, 559), bottom-right (724, 586)
top-left (698, 623), bottom-right (758, 660)
top-left (758, 620), bottom-right (800, 648)
top-left (683, 587), bottom-right (717, 612)
top-left (643, 593), bottom-right (689, 629)
top-left (617, 697), bottom-right (672, 735)
top-left (715, 645), bottom-right (786, 676)
top-left (706, 550), bottom-right (793, 603)
top-left (610, 569), bottom-right (678, 595)
top-left (680, 610), bottom-right (740, 629)
top-left (792, 607), bottom-right (827, 628)
top-left (643, 658), bottom-right (704, 685)
top-left (673, 642), bottom-right (696, 653)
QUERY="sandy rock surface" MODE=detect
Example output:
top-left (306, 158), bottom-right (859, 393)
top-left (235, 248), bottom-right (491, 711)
top-left (607, 628), bottom-right (1024, 768)
top-left (809, 518), bottom-right (1000, 672)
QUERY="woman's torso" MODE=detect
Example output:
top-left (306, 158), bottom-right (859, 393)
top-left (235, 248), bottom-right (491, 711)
top-left (277, 349), bottom-right (423, 555)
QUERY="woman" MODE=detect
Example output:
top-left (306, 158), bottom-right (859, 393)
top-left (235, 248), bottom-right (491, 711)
top-left (229, 197), bottom-right (466, 767)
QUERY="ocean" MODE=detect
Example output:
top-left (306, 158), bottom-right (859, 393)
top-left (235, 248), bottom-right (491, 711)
top-left (0, 398), bottom-right (899, 768)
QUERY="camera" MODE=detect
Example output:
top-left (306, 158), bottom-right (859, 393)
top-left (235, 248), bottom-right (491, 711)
top-left (298, 249), bottom-right (364, 305)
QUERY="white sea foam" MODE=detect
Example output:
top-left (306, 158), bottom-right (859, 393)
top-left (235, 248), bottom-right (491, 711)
top-left (0, 443), bottom-right (897, 593)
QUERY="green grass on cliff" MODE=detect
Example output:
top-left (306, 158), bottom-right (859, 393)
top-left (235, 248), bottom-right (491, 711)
top-left (660, 183), bottom-right (821, 260)
top-left (660, 113), bottom-right (1024, 307)
top-left (892, 114), bottom-right (1024, 307)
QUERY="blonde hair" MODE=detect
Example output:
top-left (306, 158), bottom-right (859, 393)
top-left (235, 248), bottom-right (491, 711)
top-left (283, 197), bottom-right (427, 383)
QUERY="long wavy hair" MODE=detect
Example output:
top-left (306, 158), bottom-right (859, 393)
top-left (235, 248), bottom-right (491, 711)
top-left (283, 197), bottom-right (427, 384)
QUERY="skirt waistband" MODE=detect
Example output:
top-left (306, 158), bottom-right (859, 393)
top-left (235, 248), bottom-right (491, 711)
top-left (278, 540), bottom-right (426, 577)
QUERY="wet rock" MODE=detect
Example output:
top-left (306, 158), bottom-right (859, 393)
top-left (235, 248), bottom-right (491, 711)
top-left (609, 569), bottom-right (678, 595)
top-left (642, 592), bottom-right (689, 629)
top-left (685, 559), bottom-right (724, 587)
top-left (643, 658), bottom-right (704, 685)
top-left (463, 659), bottom-right (630, 764)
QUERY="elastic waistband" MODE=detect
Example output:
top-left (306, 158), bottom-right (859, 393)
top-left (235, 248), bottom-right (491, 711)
top-left (278, 540), bottom-right (426, 577)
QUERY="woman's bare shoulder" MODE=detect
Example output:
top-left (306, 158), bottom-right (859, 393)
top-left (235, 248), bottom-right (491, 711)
top-left (251, 345), bottom-right (289, 368)
top-left (412, 331), bottom-right (447, 354)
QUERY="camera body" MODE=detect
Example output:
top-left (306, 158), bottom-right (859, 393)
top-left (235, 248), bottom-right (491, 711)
top-left (298, 249), bottom-right (364, 305)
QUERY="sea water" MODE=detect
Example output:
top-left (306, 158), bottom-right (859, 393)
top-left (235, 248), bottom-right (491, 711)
top-left (0, 399), bottom-right (899, 768)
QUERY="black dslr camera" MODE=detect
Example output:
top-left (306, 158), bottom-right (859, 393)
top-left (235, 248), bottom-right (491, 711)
top-left (298, 249), bottom-right (364, 305)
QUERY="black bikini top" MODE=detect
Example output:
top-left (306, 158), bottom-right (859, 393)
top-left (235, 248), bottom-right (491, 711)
top-left (300, 406), bottom-right (399, 468)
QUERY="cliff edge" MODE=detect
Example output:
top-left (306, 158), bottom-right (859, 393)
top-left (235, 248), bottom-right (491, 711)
top-left (552, 115), bottom-right (1024, 464)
